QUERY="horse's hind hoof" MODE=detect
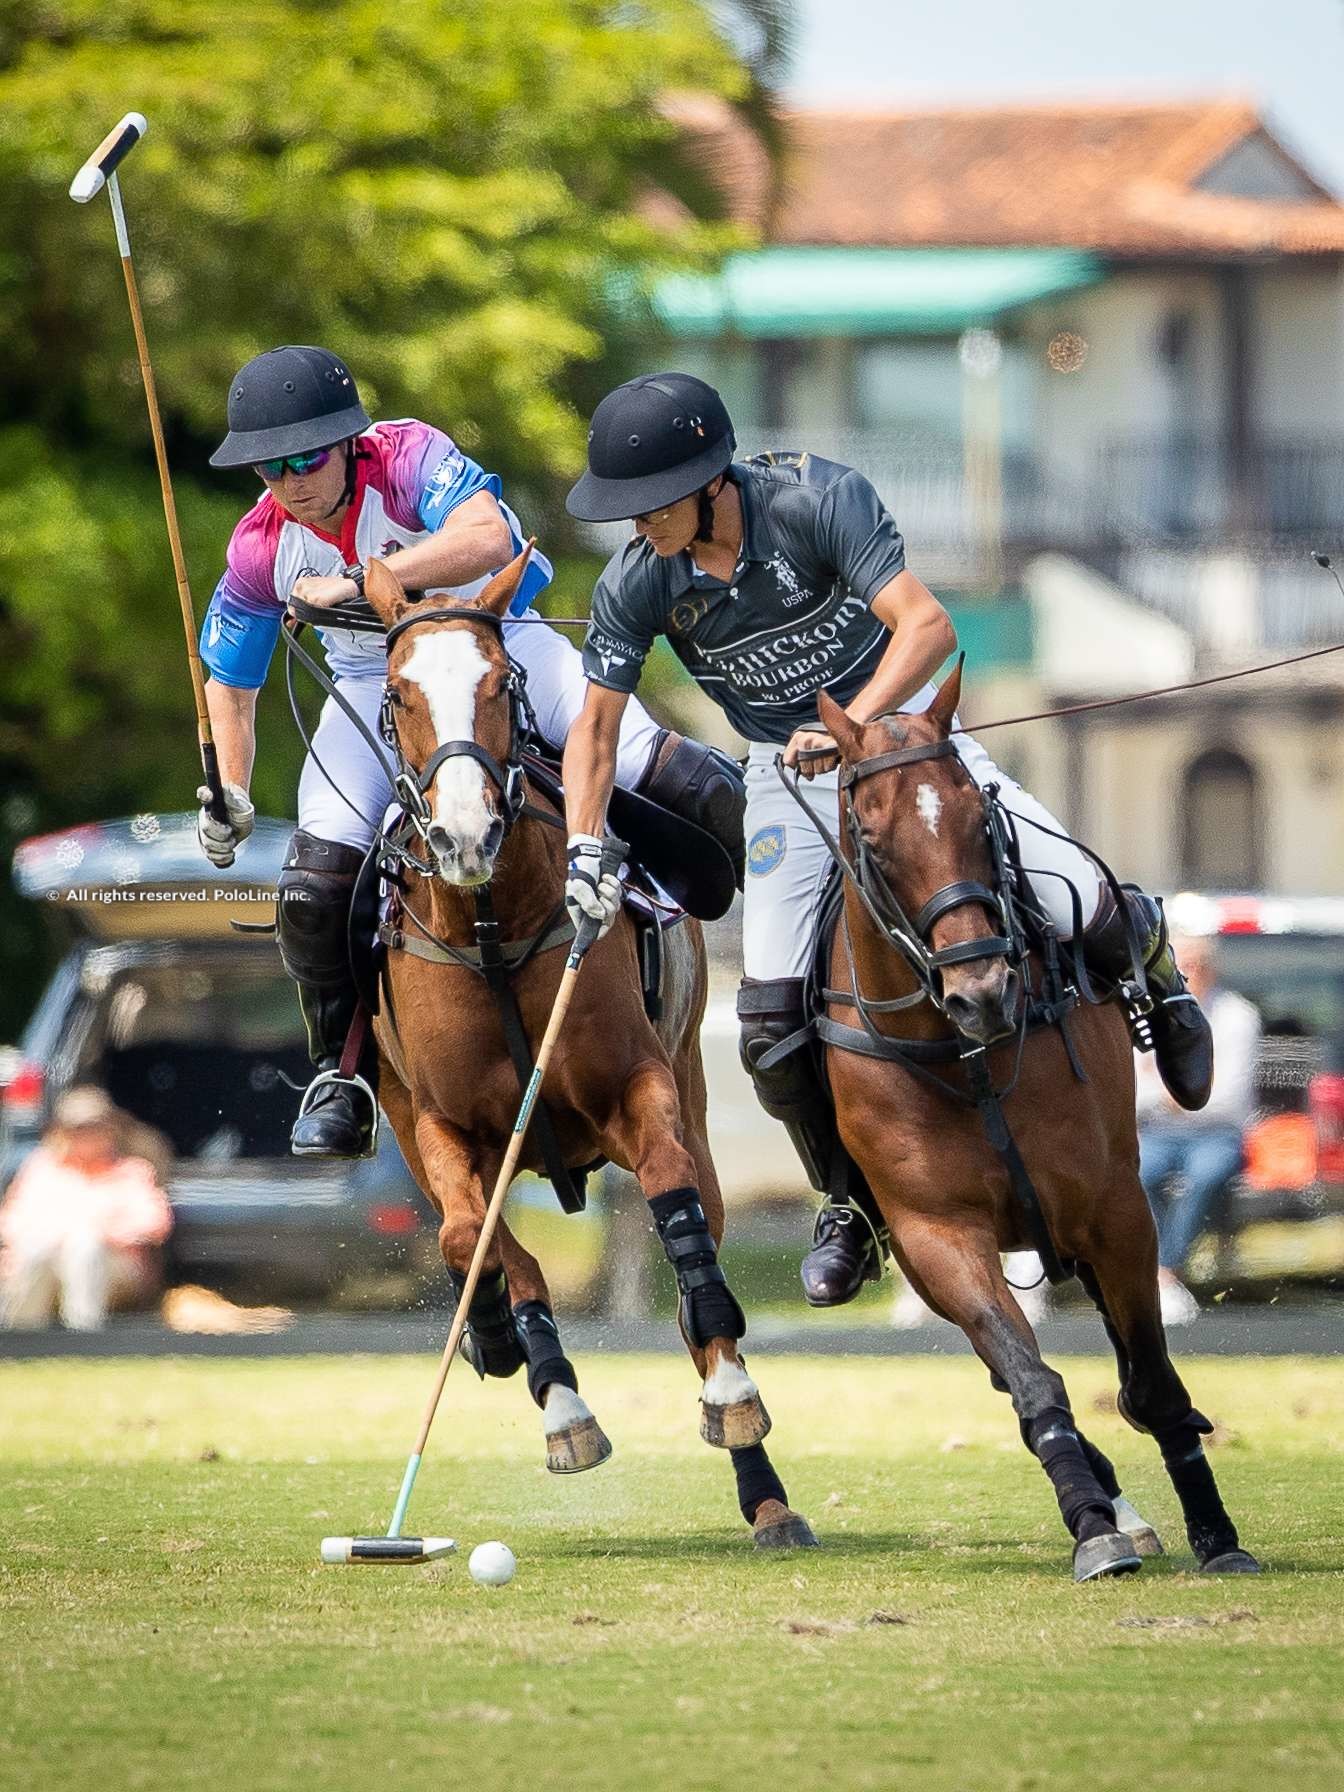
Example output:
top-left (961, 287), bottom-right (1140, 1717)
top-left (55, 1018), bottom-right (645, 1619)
top-left (1113, 1495), bottom-right (1165, 1558)
top-left (1201, 1548), bottom-right (1261, 1575)
top-left (1073, 1532), bottom-right (1143, 1583)
top-left (752, 1499), bottom-right (820, 1550)
top-left (700, 1393), bottom-right (771, 1450)
top-left (545, 1417), bottom-right (613, 1475)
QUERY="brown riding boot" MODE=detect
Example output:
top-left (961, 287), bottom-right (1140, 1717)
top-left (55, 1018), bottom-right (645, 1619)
top-left (1083, 886), bottom-right (1214, 1111)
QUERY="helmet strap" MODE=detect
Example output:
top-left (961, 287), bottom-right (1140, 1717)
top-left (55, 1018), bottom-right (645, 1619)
top-left (695, 474), bottom-right (725, 544)
top-left (320, 439), bottom-right (360, 523)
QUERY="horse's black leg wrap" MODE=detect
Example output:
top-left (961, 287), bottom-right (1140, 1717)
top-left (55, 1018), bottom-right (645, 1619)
top-left (730, 1443), bottom-right (787, 1525)
top-left (512, 1299), bottom-right (579, 1408)
top-left (1154, 1415), bottom-right (1239, 1563)
top-left (1077, 1430), bottom-right (1122, 1501)
top-left (648, 1188), bottom-right (745, 1348)
top-left (446, 1266), bottom-right (525, 1380)
top-left (1026, 1409), bottom-right (1117, 1543)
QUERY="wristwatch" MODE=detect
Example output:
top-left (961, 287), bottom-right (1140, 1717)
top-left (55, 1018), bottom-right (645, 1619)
top-left (342, 562), bottom-right (366, 597)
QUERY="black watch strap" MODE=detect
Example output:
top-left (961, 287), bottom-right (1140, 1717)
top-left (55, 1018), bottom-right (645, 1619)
top-left (342, 562), bottom-right (366, 596)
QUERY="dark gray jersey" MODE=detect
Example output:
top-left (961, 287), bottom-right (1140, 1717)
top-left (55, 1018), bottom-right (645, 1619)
top-left (581, 452), bottom-right (907, 744)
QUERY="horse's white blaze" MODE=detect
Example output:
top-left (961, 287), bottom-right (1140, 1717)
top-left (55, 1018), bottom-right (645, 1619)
top-left (542, 1383), bottom-right (592, 1437)
top-left (401, 632), bottom-right (493, 852)
top-left (702, 1356), bottom-right (757, 1407)
top-left (916, 782), bottom-right (942, 837)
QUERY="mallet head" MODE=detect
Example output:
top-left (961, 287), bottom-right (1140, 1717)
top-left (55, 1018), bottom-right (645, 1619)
top-left (69, 112), bottom-right (148, 203)
top-left (320, 1536), bottom-right (456, 1565)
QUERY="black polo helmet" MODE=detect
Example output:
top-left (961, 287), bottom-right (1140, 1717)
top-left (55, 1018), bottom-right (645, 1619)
top-left (565, 372), bottom-right (735, 522)
top-left (209, 345), bottom-right (371, 468)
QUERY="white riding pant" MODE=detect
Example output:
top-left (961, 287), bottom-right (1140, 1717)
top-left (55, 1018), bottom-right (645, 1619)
top-left (1, 1236), bottom-right (154, 1332)
top-left (297, 611), bottom-right (663, 850)
top-left (741, 730), bottom-right (1103, 982)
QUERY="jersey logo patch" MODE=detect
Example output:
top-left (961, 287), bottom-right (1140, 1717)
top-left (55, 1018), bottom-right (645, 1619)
top-left (746, 824), bottom-right (786, 878)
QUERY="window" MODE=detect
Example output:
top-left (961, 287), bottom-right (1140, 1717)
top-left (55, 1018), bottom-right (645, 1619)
top-left (1182, 748), bottom-right (1260, 887)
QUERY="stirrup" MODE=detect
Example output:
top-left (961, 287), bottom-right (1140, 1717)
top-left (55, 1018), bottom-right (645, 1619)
top-left (812, 1197), bottom-right (886, 1277)
top-left (295, 1068), bottom-right (380, 1158)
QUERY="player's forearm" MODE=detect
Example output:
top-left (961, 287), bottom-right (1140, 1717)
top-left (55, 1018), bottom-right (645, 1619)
top-left (848, 576), bottom-right (957, 723)
top-left (563, 704), bottom-right (621, 840)
top-left (204, 679), bottom-right (259, 789)
top-left (382, 515), bottom-right (513, 592)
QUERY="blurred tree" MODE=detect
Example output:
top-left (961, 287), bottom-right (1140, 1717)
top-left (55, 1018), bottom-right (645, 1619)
top-left (0, 0), bottom-right (793, 1038)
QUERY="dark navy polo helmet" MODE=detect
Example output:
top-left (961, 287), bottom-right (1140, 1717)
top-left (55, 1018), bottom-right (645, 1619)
top-left (565, 372), bottom-right (736, 522)
top-left (209, 345), bottom-right (371, 468)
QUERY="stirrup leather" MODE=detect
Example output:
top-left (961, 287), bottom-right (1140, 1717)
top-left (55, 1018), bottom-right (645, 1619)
top-left (294, 1068), bottom-right (380, 1158)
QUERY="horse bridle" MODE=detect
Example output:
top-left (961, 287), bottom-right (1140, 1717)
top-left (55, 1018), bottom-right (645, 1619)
top-left (837, 735), bottom-right (1027, 1004)
top-left (380, 605), bottom-right (530, 846)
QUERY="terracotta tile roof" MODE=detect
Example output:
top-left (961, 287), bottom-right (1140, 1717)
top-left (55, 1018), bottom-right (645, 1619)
top-left (668, 97), bottom-right (1344, 258)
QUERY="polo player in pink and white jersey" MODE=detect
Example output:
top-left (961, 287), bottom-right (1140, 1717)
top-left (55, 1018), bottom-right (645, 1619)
top-left (199, 345), bottom-right (743, 1156)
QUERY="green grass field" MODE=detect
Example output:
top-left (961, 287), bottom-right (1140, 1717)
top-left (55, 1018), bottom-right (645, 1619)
top-left (2, 1352), bottom-right (1342, 1792)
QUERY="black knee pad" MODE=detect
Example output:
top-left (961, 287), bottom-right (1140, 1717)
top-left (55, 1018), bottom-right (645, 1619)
top-left (447, 1266), bottom-right (525, 1380)
top-left (512, 1299), bottom-right (579, 1408)
top-left (641, 734), bottom-right (746, 885)
top-left (276, 830), bottom-right (365, 986)
top-left (648, 1188), bottom-right (745, 1348)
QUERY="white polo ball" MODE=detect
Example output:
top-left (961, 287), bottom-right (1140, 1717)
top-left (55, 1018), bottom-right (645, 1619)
top-left (468, 1541), bottom-right (516, 1586)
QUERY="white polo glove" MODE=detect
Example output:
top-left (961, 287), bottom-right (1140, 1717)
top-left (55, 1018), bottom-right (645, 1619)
top-left (196, 782), bottom-right (255, 869)
top-left (565, 833), bottom-right (622, 941)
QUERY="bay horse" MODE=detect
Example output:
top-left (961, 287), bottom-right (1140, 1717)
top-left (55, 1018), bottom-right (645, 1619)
top-left (360, 548), bottom-right (816, 1549)
top-left (809, 668), bottom-right (1258, 1581)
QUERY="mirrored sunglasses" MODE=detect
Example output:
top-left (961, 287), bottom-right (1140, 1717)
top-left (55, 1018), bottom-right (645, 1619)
top-left (253, 447), bottom-right (334, 480)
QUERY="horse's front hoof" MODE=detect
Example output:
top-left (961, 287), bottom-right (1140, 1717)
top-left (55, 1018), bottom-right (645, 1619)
top-left (752, 1499), bottom-right (819, 1549)
top-left (1201, 1548), bottom-right (1261, 1575)
top-left (700, 1392), bottom-right (771, 1449)
top-left (1073, 1532), bottom-right (1143, 1583)
top-left (1113, 1494), bottom-right (1165, 1558)
top-left (545, 1416), bottom-right (613, 1475)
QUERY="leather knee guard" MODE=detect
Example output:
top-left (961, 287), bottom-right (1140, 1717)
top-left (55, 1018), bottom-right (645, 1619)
top-left (736, 978), bottom-right (835, 1192)
top-left (640, 731), bottom-right (747, 887)
top-left (648, 1189), bottom-right (745, 1348)
top-left (1083, 884), bottom-right (1181, 997)
top-left (276, 830), bottom-right (364, 987)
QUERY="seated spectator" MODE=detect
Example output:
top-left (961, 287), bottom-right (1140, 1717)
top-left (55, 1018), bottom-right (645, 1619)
top-left (1136, 933), bottom-right (1261, 1326)
top-left (0, 1086), bottom-right (174, 1331)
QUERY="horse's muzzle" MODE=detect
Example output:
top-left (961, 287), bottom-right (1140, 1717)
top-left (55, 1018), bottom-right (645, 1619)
top-left (943, 963), bottom-right (1021, 1044)
top-left (426, 818), bottom-right (504, 886)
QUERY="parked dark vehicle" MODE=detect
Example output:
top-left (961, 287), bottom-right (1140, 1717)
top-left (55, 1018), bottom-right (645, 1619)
top-left (1166, 892), bottom-right (1344, 1263)
top-left (2, 816), bottom-right (440, 1305)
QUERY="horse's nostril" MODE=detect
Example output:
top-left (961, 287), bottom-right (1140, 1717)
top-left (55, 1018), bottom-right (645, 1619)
top-left (483, 818), bottom-right (505, 858)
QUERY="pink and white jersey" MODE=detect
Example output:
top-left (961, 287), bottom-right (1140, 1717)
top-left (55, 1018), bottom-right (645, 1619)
top-left (200, 420), bottom-right (552, 687)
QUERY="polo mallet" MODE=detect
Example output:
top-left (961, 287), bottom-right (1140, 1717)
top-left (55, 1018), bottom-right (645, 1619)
top-left (68, 113), bottom-right (227, 826)
top-left (322, 854), bottom-right (624, 1565)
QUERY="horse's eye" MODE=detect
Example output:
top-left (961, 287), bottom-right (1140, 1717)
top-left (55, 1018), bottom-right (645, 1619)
top-left (386, 688), bottom-right (405, 709)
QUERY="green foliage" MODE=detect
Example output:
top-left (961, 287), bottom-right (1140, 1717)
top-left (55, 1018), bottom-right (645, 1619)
top-left (0, 0), bottom-right (786, 1036)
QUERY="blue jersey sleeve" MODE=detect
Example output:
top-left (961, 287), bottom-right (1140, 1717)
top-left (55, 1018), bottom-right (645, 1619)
top-left (417, 447), bottom-right (554, 617)
top-left (200, 575), bottom-right (283, 688)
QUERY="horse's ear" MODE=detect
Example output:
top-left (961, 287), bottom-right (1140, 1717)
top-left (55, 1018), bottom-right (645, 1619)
top-left (364, 556), bottom-right (409, 626)
top-left (817, 688), bottom-right (864, 761)
top-left (478, 540), bottom-right (535, 618)
top-left (927, 653), bottom-right (964, 734)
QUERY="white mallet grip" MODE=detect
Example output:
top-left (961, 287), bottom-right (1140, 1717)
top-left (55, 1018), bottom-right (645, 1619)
top-left (69, 112), bottom-right (148, 202)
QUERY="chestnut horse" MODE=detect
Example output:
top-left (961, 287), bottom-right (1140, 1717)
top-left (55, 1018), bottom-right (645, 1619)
top-left (360, 549), bottom-right (815, 1549)
top-left (809, 668), bottom-right (1257, 1581)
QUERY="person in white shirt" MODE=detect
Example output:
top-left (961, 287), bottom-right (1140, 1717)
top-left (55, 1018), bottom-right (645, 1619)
top-left (1136, 933), bottom-right (1261, 1325)
top-left (0, 1087), bottom-right (174, 1331)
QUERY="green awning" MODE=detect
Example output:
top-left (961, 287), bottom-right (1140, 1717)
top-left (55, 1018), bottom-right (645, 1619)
top-left (654, 248), bottom-right (1104, 339)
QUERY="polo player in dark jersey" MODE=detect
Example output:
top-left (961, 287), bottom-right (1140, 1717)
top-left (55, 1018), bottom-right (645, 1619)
top-left (558, 372), bottom-right (1215, 1307)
